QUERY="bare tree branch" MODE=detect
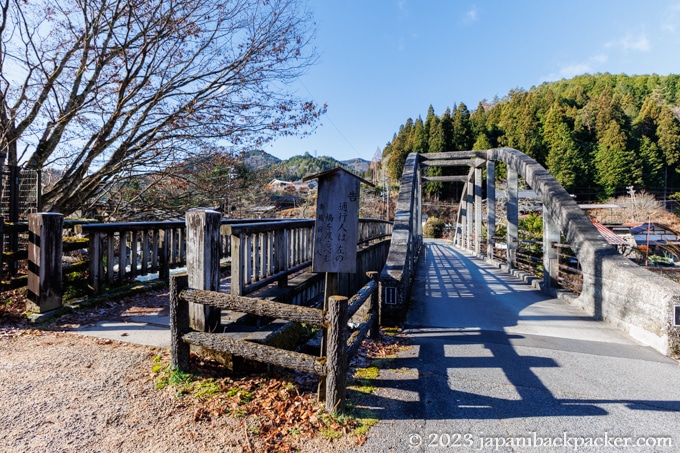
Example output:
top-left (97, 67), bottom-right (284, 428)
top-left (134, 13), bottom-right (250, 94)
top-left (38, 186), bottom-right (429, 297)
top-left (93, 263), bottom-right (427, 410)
top-left (0, 0), bottom-right (323, 215)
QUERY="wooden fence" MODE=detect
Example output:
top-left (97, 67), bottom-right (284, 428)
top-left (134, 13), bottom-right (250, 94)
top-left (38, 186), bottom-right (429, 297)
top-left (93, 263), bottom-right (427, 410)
top-left (170, 271), bottom-right (380, 413)
top-left (1, 218), bottom-right (93, 292)
top-left (80, 218), bottom-right (296, 293)
top-left (5, 211), bottom-right (392, 316)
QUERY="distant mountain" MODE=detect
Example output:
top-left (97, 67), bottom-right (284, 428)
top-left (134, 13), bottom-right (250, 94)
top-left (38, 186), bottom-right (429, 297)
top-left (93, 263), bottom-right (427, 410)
top-left (241, 150), bottom-right (369, 181)
top-left (341, 158), bottom-right (370, 174)
top-left (240, 150), bottom-right (281, 170)
top-left (271, 152), bottom-right (347, 180)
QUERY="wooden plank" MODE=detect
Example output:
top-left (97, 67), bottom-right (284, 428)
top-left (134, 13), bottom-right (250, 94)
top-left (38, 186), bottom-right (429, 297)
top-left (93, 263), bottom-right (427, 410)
top-left (141, 229), bottom-right (149, 276)
top-left (89, 232), bottom-right (102, 293)
top-left (151, 230), bottom-right (159, 272)
top-left (27, 213), bottom-right (63, 313)
top-left (186, 209), bottom-right (221, 332)
top-left (130, 230), bottom-right (139, 277)
top-left (182, 331), bottom-right (326, 376)
top-left (420, 150), bottom-right (487, 160)
top-left (107, 232), bottom-right (115, 284)
top-left (224, 220), bottom-right (315, 236)
top-left (313, 170), bottom-right (360, 273)
top-left (118, 231), bottom-right (127, 281)
top-left (180, 288), bottom-right (325, 326)
top-left (240, 260), bottom-right (312, 297)
top-left (422, 175), bottom-right (470, 182)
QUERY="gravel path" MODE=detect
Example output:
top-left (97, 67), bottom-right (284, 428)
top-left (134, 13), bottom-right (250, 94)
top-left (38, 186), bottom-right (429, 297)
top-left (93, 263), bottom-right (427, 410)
top-left (0, 288), bottom-right (353, 453)
top-left (0, 330), bottom-right (250, 452)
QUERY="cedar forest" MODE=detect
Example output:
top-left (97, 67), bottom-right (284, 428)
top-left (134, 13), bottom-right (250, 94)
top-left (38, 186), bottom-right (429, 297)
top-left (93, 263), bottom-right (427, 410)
top-left (381, 73), bottom-right (680, 203)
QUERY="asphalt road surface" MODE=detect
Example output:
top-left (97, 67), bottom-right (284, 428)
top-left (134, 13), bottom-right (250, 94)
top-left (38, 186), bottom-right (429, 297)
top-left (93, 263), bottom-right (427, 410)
top-left (350, 239), bottom-right (680, 453)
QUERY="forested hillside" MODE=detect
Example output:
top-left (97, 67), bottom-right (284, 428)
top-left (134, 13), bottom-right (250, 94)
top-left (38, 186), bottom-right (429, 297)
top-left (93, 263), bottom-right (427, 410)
top-left (383, 73), bottom-right (680, 201)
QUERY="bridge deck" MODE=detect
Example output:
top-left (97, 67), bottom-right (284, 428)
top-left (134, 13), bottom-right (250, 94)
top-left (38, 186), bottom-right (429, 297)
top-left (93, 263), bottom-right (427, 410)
top-left (352, 239), bottom-right (680, 452)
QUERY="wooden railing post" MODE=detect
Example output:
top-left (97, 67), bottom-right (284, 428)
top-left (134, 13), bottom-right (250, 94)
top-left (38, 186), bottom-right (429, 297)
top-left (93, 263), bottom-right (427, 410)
top-left (27, 212), bottom-right (63, 313)
top-left (0, 217), bottom-right (3, 279)
top-left (325, 295), bottom-right (348, 413)
top-left (186, 209), bottom-right (221, 332)
top-left (230, 232), bottom-right (245, 296)
top-left (88, 231), bottom-right (103, 294)
top-left (159, 228), bottom-right (171, 280)
top-left (170, 274), bottom-right (190, 371)
top-left (275, 228), bottom-right (288, 287)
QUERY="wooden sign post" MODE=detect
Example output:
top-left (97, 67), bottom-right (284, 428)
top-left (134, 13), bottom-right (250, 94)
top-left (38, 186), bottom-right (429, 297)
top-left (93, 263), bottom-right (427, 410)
top-left (304, 167), bottom-right (374, 407)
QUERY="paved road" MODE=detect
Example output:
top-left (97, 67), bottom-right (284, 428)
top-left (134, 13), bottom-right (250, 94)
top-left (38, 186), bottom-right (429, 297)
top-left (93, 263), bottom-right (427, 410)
top-left (352, 239), bottom-right (680, 452)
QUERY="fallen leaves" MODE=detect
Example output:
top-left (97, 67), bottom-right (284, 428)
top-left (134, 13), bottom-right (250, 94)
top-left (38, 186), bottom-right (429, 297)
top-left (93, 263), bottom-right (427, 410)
top-left (152, 328), bottom-right (409, 452)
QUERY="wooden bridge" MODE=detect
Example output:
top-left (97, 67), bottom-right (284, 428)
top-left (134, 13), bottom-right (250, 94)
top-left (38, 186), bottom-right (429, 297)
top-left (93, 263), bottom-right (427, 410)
top-left (6, 147), bottom-right (680, 412)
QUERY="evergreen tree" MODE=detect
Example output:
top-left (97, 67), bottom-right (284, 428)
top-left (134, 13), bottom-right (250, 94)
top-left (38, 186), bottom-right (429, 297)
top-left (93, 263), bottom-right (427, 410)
top-left (544, 106), bottom-right (584, 190)
top-left (452, 103), bottom-right (474, 150)
top-left (440, 108), bottom-right (454, 151)
top-left (594, 120), bottom-right (637, 197)
top-left (656, 105), bottom-right (680, 168)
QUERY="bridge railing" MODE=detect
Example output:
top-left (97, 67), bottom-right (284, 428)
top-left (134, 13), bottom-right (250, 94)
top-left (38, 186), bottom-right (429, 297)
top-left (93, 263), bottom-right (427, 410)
top-left (490, 237), bottom-right (583, 293)
top-left (20, 210), bottom-right (392, 315)
top-left (379, 153), bottom-right (423, 324)
top-left (80, 218), bottom-right (280, 294)
top-left (445, 147), bottom-right (680, 356)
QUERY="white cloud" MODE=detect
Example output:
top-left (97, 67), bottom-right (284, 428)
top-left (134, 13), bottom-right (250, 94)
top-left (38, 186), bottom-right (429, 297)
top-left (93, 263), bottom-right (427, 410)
top-left (591, 53), bottom-right (609, 64)
top-left (661, 3), bottom-right (680, 32)
top-left (465, 6), bottom-right (478, 23)
top-left (558, 63), bottom-right (594, 79)
top-left (542, 54), bottom-right (609, 83)
top-left (606, 33), bottom-right (651, 52)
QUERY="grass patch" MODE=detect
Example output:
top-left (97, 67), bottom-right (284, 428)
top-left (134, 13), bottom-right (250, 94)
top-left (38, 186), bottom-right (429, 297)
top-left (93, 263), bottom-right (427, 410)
top-left (193, 379), bottom-right (221, 399)
top-left (146, 327), bottom-right (410, 451)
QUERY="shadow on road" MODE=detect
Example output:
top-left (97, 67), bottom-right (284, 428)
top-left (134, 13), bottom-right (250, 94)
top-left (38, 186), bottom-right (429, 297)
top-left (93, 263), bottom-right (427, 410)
top-left (355, 241), bottom-right (680, 421)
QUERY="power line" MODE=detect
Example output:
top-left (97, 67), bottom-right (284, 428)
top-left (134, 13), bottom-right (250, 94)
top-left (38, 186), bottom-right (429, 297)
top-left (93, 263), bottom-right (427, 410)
top-left (298, 80), bottom-right (360, 156)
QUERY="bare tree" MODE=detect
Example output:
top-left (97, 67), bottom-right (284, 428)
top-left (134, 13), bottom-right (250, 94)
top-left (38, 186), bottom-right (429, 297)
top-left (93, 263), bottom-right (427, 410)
top-left (0, 0), bottom-right (324, 215)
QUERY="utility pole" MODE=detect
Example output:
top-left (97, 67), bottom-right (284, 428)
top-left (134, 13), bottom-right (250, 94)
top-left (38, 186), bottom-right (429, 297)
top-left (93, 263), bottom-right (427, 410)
top-left (382, 169), bottom-right (389, 221)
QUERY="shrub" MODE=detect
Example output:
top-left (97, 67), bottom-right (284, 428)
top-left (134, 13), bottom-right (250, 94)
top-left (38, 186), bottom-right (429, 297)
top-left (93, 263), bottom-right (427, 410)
top-left (424, 217), bottom-right (446, 238)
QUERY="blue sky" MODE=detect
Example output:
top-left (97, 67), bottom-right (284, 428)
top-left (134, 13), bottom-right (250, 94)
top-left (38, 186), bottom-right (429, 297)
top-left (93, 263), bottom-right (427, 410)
top-left (266, 1), bottom-right (680, 163)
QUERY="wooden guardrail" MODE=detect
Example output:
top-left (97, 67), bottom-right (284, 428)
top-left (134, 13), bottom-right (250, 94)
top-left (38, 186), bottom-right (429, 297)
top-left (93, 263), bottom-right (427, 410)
top-left (4, 210), bottom-right (392, 320)
top-left (2, 218), bottom-right (94, 292)
top-left (170, 271), bottom-right (380, 414)
top-left (80, 218), bottom-right (300, 293)
top-left (490, 237), bottom-right (583, 293)
top-left (225, 219), bottom-right (392, 297)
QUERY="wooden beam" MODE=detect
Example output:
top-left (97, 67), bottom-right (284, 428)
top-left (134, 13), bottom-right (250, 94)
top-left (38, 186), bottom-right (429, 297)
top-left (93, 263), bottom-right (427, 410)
top-left (183, 331), bottom-right (327, 376)
top-left (420, 150), bottom-right (488, 160)
top-left (422, 176), bottom-right (470, 183)
top-left (325, 295), bottom-right (348, 413)
top-left (420, 159), bottom-right (475, 167)
top-left (180, 288), bottom-right (326, 326)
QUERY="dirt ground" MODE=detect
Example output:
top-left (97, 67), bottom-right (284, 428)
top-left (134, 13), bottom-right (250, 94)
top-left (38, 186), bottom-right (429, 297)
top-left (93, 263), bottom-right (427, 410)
top-left (0, 289), bottom-right (373, 453)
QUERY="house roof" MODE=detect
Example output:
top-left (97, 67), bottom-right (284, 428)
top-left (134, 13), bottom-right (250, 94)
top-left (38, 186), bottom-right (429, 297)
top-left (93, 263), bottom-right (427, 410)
top-left (592, 221), bottom-right (629, 245)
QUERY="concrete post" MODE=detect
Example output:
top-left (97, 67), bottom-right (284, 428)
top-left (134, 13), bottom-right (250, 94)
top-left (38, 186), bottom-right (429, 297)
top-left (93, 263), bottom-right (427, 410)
top-left (459, 185), bottom-right (467, 248)
top-left (27, 212), bottom-right (63, 313)
top-left (474, 166), bottom-right (483, 255)
top-left (186, 209), bottom-right (221, 332)
top-left (466, 178), bottom-right (474, 250)
top-left (507, 167), bottom-right (519, 270)
top-left (486, 160), bottom-right (496, 258)
top-left (543, 208), bottom-right (560, 294)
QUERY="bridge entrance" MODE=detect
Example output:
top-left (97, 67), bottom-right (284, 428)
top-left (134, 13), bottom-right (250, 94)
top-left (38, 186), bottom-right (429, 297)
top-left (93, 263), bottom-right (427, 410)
top-left (378, 148), bottom-right (680, 357)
